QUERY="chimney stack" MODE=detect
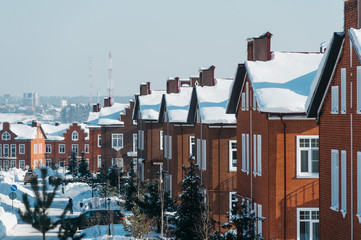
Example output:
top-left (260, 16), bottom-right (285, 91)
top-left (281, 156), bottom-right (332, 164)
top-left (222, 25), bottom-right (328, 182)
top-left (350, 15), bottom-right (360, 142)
top-left (104, 97), bottom-right (112, 108)
top-left (166, 77), bottom-right (180, 94)
top-left (344, 0), bottom-right (359, 30)
top-left (140, 82), bottom-right (151, 96)
top-left (199, 65), bottom-right (215, 87)
top-left (190, 77), bottom-right (199, 87)
top-left (93, 103), bottom-right (101, 112)
top-left (247, 32), bottom-right (272, 61)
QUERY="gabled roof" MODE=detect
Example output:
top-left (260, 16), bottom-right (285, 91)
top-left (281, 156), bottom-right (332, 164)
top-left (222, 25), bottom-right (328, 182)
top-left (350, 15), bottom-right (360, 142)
top-left (42, 123), bottom-right (90, 141)
top-left (0, 123), bottom-right (42, 140)
top-left (158, 87), bottom-right (193, 123)
top-left (134, 90), bottom-right (165, 121)
top-left (306, 32), bottom-right (345, 118)
top-left (245, 51), bottom-right (323, 113)
top-left (226, 64), bottom-right (246, 114)
top-left (86, 103), bottom-right (129, 126)
top-left (187, 79), bottom-right (236, 124)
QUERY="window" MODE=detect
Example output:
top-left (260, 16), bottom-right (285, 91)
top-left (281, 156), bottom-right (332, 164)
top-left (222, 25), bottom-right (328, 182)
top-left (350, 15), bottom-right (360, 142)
top-left (245, 81), bottom-right (249, 110)
top-left (3, 144), bottom-right (9, 157)
top-left (357, 66), bottom-right (361, 113)
top-left (241, 92), bottom-right (246, 110)
top-left (341, 150), bottom-right (347, 217)
top-left (2, 132), bottom-right (10, 141)
top-left (229, 140), bottom-right (237, 172)
top-left (201, 139), bottom-right (206, 170)
top-left (341, 68), bottom-right (346, 114)
top-left (112, 134), bottom-right (123, 150)
top-left (19, 144), bottom-right (25, 154)
top-left (0, 160), bottom-right (1, 170)
top-left (331, 85), bottom-right (339, 114)
top-left (253, 203), bottom-right (263, 236)
top-left (10, 160), bottom-right (16, 168)
top-left (0, 144), bottom-right (2, 157)
top-left (133, 134), bottom-right (137, 152)
top-left (59, 144), bottom-right (65, 153)
top-left (160, 131), bottom-right (163, 150)
top-left (164, 135), bottom-right (168, 158)
top-left (10, 144), bottom-right (16, 158)
top-left (72, 144), bottom-right (78, 156)
top-left (72, 131), bottom-right (78, 141)
top-left (3, 160), bottom-right (9, 170)
top-left (34, 144), bottom-right (37, 154)
top-left (169, 136), bottom-right (172, 160)
top-left (253, 135), bottom-right (262, 176)
top-left (39, 132), bottom-right (42, 138)
top-left (297, 136), bottom-right (319, 178)
top-left (357, 152), bottom-right (361, 222)
top-left (46, 159), bottom-right (51, 167)
top-left (241, 134), bottom-right (249, 173)
top-left (84, 144), bottom-right (89, 153)
top-left (253, 93), bottom-right (257, 110)
top-left (112, 158), bottom-right (123, 169)
top-left (197, 138), bottom-right (201, 166)
top-left (164, 135), bottom-right (172, 159)
top-left (331, 149), bottom-right (339, 210)
top-left (190, 136), bottom-right (195, 158)
top-left (229, 192), bottom-right (237, 215)
top-left (133, 158), bottom-right (137, 172)
top-left (39, 143), bottom-right (42, 154)
top-left (19, 160), bottom-right (25, 170)
top-left (297, 208), bottom-right (319, 240)
top-left (97, 135), bottom-right (101, 147)
top-left (45, 144), bottom-right (51, 154)
top-left (97, 155), bottom-right (102, 168)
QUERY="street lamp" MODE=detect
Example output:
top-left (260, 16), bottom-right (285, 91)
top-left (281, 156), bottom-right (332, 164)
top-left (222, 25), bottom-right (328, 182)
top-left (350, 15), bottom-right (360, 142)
top-left (107, 198), bottom-right (111, 235)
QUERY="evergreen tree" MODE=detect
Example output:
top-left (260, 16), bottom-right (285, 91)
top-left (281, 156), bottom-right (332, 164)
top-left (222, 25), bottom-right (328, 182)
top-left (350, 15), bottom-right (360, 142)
top-left (57, 205), bottom-right (85, 240)
top-left (174, 158), bottom-right (211, 240)
top-left (19, 168), bottom-right (64, 240)
top-left (78, 152), bottom-right (90, 177)
top-left (125, 204), bottom-right (150, 239)
top-left (68, 151), bottom-right (77, 176)
top-left (125, 159), bottom-right (137, 211)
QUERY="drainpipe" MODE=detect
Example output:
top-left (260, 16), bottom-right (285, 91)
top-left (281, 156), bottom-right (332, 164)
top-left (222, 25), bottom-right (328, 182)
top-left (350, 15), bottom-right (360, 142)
top-left (280, 114), bottom-right (287, 240)
top-left (218, 123), bottom-right (223, 232)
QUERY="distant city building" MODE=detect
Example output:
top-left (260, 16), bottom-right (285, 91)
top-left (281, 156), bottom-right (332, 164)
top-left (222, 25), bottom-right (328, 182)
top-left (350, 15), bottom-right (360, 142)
top-left (60, 100), bottom-right (67, 107)
top-left (23, 92), bottom-right (39, 107)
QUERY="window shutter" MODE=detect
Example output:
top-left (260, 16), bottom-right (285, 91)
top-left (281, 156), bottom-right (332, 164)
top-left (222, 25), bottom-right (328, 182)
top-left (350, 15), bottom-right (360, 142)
top-left (202, 140), bottom-right (206, 170)
top-left (341, 68), bottom-right (346, 113)
top-left (246, 82), bottom-right (249, 110)
top-left (257, 135), bottom-right (262, 175)
top-left (357, 66), bottom-right (361, 112)
top-left (331, 86), bottom-right (339, 113)
top-left (246, 134), bottom-right (249, 172)
top-left (331, 149), bottom-right (339, 209)
top-left (253, 134), bottom-right (257, 174)
top-left (341, 150), bottom-right (347, 215)
top-left (241, 93), bottom-right (246, 110)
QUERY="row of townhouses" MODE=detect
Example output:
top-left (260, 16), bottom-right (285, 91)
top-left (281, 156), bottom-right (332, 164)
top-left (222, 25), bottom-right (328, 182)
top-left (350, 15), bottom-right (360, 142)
top-left (1, 0), bottom-right (361, 239)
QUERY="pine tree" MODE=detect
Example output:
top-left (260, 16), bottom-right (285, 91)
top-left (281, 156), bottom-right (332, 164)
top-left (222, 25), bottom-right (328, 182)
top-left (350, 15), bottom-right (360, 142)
top-left (68, 151), bottom-right (77, 176)
top-left (174, 158), bottom-right (211, 240)
top-left (125, 159), bottom-right (137, 211)
top-left (19, 168), bottom-right (64, 240)
top-left (78, 152), bottom-right (90, 177)
top-left (125, 203), bottom-right (150, 239)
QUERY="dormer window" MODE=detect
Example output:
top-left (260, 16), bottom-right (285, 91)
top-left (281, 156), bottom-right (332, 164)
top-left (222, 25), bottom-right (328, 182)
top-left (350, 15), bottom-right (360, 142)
top-left (72, 131), bottom-right (78, 141)
top-left (2, 132), bottom-right (10, 141)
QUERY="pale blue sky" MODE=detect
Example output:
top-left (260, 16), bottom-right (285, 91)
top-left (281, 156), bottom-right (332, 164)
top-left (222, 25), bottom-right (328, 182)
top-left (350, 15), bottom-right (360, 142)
top-left (0, 0), bottom-right (344, 97)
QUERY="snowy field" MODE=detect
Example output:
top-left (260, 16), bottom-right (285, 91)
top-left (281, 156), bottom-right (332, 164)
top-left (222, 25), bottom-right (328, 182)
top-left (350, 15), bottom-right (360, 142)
top-left (0, 168), bottom-right (138, 240)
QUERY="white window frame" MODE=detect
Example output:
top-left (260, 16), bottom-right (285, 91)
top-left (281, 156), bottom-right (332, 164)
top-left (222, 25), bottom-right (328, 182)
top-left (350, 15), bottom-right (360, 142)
top-left (45, 144), bottom-right (51, 154)
top-left (189, 136), bottom-right (195, 158)
top-left (19, 160), bottom-right (25, 170)
top-left (258, 204), bottom-right (262, 236)
top-left (97, 135), bottom-right (101, 147)
top-left (133, 134), bottom-right (138, 152)
top-left (297, 208), bottom-right (319, 240)
top-left (72, 144), bottom-right (78, 156)
top-left (3, 160), bottom-right (9, 170)
top-left (296, 136), bottom-right (319, 178)
top-left (59, 144), bottom-right (65, 154)
top-left (197, 138), bottom-right (201, 167)
top-left (112, 134), bottom-right (123, 150)
top-left (341, 150), bottom-right (347, 217)
top-left (242, 134), bottom-right (246, 172)
top-left (331, 149), bottom-right (339, 211)
top-left (201, 139), bottom-right (206, 170)
top-left (34, 144), bottom-right (37, 154)
top-left (84, 144), bottom-right (89, 153)
top-left (46, 159), bottom-right (51, 167)
top-left (160, 131), bottom-right (163, 150)
top-left (229, 140), bottom-right (237, 172)
top-left (164, 135), bottom-right (168, 158)
top-left (169, 135), bottom-right (172, 160)
top-left (241, 92), bottom-right (246, 111)
top-left (357, 152), bottom-right (361, 222)
top-left (357, 66), bottom-right (361, 113)
top-left (341, 68), bottom-right (346, 114)
top-left (19, 144), bottom-right (25, 154)
top-left (39, 143), bottom-right (42, 154)
top-left (245, 81), bottom-right (249, 110)
top-left (0, 144), bottom-right (2, 157)
top-left (10, 160), bottom-right (16, 168)
top-left (10, 144), bottom-right (16, 158)
top-left (3, 144), bottom-right (9, 157)
top-left (97, 155), bottom-right (102, 168)
top-left (331, 85), bottom-right (339, 114)
top-left (72, 131), bottom-right (78, 141)
top-left (2, 132), bottom-right (10, 141)
top-left (229, 192), bottom-right (237, 216)
top-left (246, 134), bottom-right (249, 173)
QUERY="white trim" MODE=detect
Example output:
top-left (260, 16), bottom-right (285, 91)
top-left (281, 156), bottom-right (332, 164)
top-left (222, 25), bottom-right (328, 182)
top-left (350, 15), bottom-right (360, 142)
top-left (358, 66), bottom-right (361, 113)
top-left (133, 134), bottom-right (138, 152)
top-left (331, 149), bottom-right (339, 211)
top-left (97, 155), bottom-right (102, 168)
top-left (19, 144), bottom-right (25, 154)
top-left (229, 192), bottom-right (237, 216)
top-left (229, 140), bottom-right (237, 172)
top-left (357, 151), bottom-right (361, 222)
top-left (159, 131), bottom-right (163, 150)
top-left (59, 144), bottom-right (65, 154)
top-left (341, 68), bottom-right (347, 114)
top-left (341, 150), bottom-right (347, 217)
top-left (111, 133), bottom-right (124, 150)
top-left (97, 135), bottom-right (101, 147)
top-left (189, 136), bottom-right (195, 158)
top-left (297, 208), bottom-right (319, 240)
top-left (1, 131), bottom-right (10, 141)
top-left (72, 131), bottom-right (78, 141)
top-left (296, 136), bottom-right (319, 178)
top-left (201, 139), bottom-right (206, 170)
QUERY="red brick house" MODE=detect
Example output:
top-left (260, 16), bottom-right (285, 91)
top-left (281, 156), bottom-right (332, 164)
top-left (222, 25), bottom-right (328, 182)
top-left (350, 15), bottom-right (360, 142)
top-left (0, 121), bottom-right (46, 170)
top-left (158, 77), bottom-right (195, 199)
top-left (227, 34), bottom-right (323, 239)
top-left (305, 1), bottom-right (361, 238)
top-left (133, 83), bottom-right (165, 181)
top-left (86, 103), bottom-right (102, 172)
top-left (42, 122), bottom-right (90, 172)
top-left (185, 66), bottom-right (237, 230)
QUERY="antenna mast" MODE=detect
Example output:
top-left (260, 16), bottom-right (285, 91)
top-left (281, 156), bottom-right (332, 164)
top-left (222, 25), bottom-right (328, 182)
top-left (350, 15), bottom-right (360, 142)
top-left (108, 52), bottom-right (113, 105)
top-left (89, 57), bottom-right (93, 105)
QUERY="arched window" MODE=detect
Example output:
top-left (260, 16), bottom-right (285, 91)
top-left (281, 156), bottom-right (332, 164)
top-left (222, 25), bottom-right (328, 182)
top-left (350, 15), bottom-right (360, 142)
top-left (2, 132), bottom-right (10, 141)
top-left (72, 131), bottom-right (78, 141)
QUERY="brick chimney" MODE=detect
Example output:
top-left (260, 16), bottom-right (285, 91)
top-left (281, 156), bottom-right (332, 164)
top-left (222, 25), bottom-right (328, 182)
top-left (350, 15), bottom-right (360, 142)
top-left (190, 77), bottom-right (199, 87)
top-left (199, 65), bottom-right (215, 87)
top-left (180, 80), bottom-right (191, 87)
top-left (247, 32), bottom-right (272, 61)
top-left (2, 122), bottom-right (10, 130)
top-left (344, 0), bottom-right (359, 30)
top-left (31, 120), bottom-right (38, 127)
top-left (104, 97), bottom-right (112, 107)
top-left (140, 82), bottom-right (151, 96)
top-left (166, 77), bottom-right (180, 94)
top-left (92, 103), bottom-right (101, 112)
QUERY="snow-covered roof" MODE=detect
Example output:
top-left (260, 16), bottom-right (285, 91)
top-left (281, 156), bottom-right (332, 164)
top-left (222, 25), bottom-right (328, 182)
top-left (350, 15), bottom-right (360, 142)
top-left (0, 123), bottom-right (38, 140)
top-left (138, 90), bottom-right (165, 120)
top-left (164, 87), bottom-right (193, 123)
top-left (245, 51), bottom-right (323, 113)
top-left (41, 124), bottom-right (70, 141)
top-left (86, 103), bottom-right (128, 126)
top-left (0, 113), bottom-right (37, 124)
top-left (195, 79), bottom-right (236, 124)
